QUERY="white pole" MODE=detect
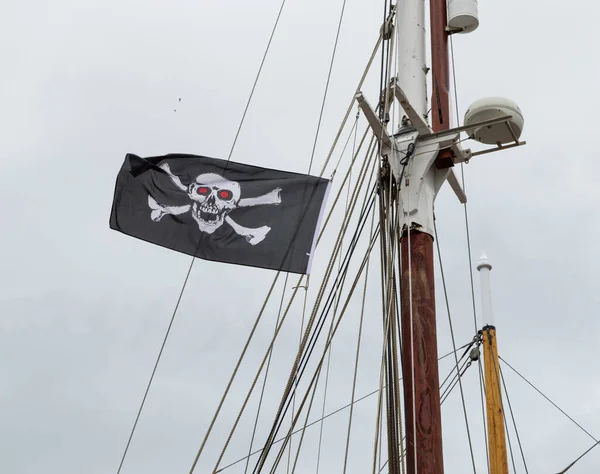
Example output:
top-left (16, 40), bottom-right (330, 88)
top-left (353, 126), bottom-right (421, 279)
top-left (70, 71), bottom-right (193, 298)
top-left (477, 252), bottom-right (494, 326)
top-left (397, 0), bottom-right (428, 119)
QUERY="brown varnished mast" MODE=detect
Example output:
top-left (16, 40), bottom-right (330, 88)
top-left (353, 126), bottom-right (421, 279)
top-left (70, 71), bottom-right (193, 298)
top-left (430, 0), bottom-right (453, 167)
top-left (400, 233), bottom-right (444, 474)
top-left (430, 0), bottom-right (450, 135)
top-left (399, 1), bottom-right (450, 473)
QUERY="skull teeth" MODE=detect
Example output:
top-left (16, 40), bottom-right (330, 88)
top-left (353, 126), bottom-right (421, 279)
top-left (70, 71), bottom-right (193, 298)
top-left (200, 203), bottom-right (219, 214)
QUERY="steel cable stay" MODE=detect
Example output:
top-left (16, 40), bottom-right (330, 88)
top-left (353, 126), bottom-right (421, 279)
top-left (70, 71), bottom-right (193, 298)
top-left (208, 148), bottom-right (380, 474)
top-left (365, 339), bottom-right (483, 474)
top-left (289, 197), bottom-right (378, 474)
top-left (476, 358), bottom-right (518, 474)
top-left (448, 19), bottom-right (490, 473)
top-left (314, 159), bottom-right (353, 474)
top-left (259, 220), bottom-right (382, 474)
top-left (214, 338), bottom-right (477, 473)
top-left (288, 198), bottom-right (373, 473)
top-left (251, 186), bottom-right (380, 473)
top-left (290, 0), bottom-right (356, 456)
top-left (498, 363), bottom-right (529, 473)
top-left (287, 274), bottom-right (308, 474)
top-left (499, 356), bottom-right (600, 473)
top-left (374, 351), bottom-right (481, 474)
top-left (243, 272), bottom-right (290, 474)
top-left (306, 0), bottom-right (350, 176)
top-left (195, 145), bottom-right (376, 473)
top-left (315, 104), bottom-right (361, 474)
top-left (433, 217), bottom-right (478, 473)
top-left (341, 194), bottom-right (373, 473)
top-left (485, 357), bottom-right (519, 474)
top-left (294, 118), bottom-right (366, 474)
top-left (209, 149), bottom-right (378, 474)
top-left (188, 78), bottom-right (379, 472)
top-left (263, 161), bottom-right (381, 471)
top-left (265, 231), bottom-right (381, 473)
top-left (499, 356), bottom-right (600, 445)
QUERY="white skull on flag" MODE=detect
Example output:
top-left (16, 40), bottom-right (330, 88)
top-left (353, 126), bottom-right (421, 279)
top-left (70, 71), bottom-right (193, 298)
top-left (147, 164), bottom-right (281, 245)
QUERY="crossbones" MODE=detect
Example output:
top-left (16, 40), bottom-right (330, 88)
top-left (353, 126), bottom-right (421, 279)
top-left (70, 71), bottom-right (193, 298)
top-left (147, 163), bottom-right (281, 245)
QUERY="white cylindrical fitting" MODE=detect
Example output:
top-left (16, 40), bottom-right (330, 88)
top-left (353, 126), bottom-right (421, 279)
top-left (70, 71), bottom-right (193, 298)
top-left (397, 0), bottom-right (428, 119)
top-left (477, 252), bottom-right (494, 326)
top-left (448, 0), bottom-right (479, 33)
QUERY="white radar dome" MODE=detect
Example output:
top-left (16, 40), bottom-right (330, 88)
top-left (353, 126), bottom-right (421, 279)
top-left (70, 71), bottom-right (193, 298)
top-left (448, 0), bottom-right (479, 33)
top-left (464, 97), bottom-right (524, 145)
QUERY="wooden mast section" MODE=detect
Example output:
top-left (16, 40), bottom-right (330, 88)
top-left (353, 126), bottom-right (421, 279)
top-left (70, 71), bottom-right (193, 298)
top-left (478, 254), bottom-right (509, 474)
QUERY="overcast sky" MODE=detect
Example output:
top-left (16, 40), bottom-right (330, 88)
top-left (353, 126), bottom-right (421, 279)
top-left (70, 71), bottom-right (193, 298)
top-left (1, 0), bottom-right (600, 473)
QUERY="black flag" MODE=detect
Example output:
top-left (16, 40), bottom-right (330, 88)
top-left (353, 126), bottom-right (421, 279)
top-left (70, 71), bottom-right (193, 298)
top-left (109, 154), bottom-right (330, 274)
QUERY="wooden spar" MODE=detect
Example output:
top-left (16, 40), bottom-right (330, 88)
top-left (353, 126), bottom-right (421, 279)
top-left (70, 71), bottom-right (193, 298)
top-left (400, 232), bottom-right (444, 474)
top-left (482, 326), bottom-right (509, 474)
top-left (478, 255), bottom-right (509, 474)
top-left (430, 0), bottom-right (450, 132)
top-left (429, 0), bottom-right (453, 168)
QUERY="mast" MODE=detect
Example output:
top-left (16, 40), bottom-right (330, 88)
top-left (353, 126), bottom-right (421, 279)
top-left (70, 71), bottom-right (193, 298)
top-left (395, 0), bottom-right (445, 472)
top-left (355, 0), bottom-right (524, 470)
top-left (478, 254), bottom-right (509, 474)
top-left (395, 0), bottom-right (453, 471)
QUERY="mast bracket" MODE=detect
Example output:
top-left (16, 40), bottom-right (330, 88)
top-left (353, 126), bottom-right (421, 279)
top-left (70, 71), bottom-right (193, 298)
top-left (355, 92), bottom-right (392, 150)
top-left (392, 129), bottom-right (468, 235)
top-left (392, 77), bottom-right (432, 136)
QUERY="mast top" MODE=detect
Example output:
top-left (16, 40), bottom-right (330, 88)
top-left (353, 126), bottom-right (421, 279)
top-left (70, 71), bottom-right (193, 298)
top-left (477, 252), bottom-right (492, 271)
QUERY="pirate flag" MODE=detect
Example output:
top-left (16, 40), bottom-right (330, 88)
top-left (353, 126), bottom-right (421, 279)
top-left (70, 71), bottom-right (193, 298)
top-left (109, 153), bottom-right (330, 274)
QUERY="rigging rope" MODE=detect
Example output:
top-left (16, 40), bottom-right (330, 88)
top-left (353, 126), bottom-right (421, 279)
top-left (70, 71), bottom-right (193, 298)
top-left (200, 141), bottom-right (375, 472)
top-left (261, 160), bottom-right (381, 471)
top-left (216, 340), bottom-right (475, 473)
top-left (498, 362), bottom-right (529, 473)
top-left (205, 144), bottom-right (376, 473)
top-left (434, 217), bottom-right (478, 473)
top-left (556, 440), bottom-right (600, 473)
top-left (288, 280), bottom-right (308, 474)
top-left (114, 251), bottom-right (199, 474)
top-left (477, 360), bottom-right (490, 470)
top-left (307, 0), bottom-right (349, 176)
top-left (500, 356), bottom-right (600, 473)
top-left (500, 356), bottom-right (600, 444)
top-left (261, 221), bottom-right (382, 473)
top-left (226, 0), bottom-right (288, 162)
top-left (315, 114), bottom-right (357, 474)
top-left (341, 113), bottom-right (367, 474)
top-left (495, 365), bottom-right (518, 474)
top-left (244, 273), bottom-right (290, 474)
top-left (449, 30), bottom-right (490, 472)
top-left (255, 184), bottom-right (379, 472)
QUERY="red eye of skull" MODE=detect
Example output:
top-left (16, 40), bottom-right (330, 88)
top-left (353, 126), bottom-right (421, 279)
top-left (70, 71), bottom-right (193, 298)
top-left (218, 189), bottom-right (233, 200)
top-left (196, 186), bottom-right (209, 195)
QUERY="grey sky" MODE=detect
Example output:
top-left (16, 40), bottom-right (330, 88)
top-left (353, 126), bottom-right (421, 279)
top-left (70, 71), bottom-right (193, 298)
top-left (1, 0), bottom-right (599, 473)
